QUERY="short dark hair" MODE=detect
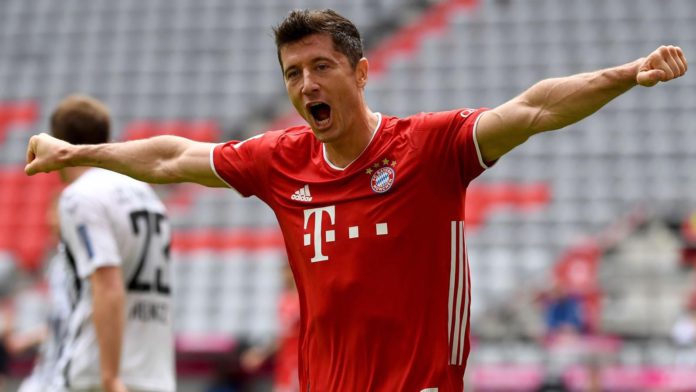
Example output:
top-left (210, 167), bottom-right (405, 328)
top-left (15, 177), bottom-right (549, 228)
top-left (50, 94), bottom-right (110, 145)
top-left (273, 9), bottom-right (364, 69)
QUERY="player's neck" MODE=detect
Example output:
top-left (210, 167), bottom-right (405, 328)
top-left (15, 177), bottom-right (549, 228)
top-left (59, 166), bottom-right (91, 184)
top-left (324, 110), bottom-right (379, 168)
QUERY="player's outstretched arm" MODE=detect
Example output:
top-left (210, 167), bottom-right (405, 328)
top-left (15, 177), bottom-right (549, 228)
top-left (476, 45), bottom-right (688, 162)
top-left (25, 133), bottom-right (226, 187)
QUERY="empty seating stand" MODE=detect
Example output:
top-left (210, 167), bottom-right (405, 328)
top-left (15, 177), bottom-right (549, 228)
top-left (1, 0), bottom-right (695, 350)
top-left (364, 0), bottom-right (696, 334)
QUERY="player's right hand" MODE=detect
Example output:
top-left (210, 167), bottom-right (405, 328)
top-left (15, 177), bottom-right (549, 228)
top-left (24, 133), bottom-right (72, 175)
top-left (102, 377), bottom-right (129, 392)
top-left (636, 45), bottom-right (688, 87)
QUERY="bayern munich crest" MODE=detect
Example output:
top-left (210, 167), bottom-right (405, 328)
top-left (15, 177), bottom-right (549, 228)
top-left (367, 158), bottom-right (397, 193)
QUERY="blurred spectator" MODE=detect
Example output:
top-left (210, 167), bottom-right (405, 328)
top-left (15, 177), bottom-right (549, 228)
top-left (270, 265), bottom-right (300, 392)
top-left (238, 264), bottom-right (300, 392)
top-left (205, 339), bottom-right (259, 392)
top-left (16, 252), bottom-right (69, 392)
top-left (207, 264), bottom-right (299, 392)
top-left (538, 281), bottom-right (585, 337)
top-left (0, 302), bottom-right (47, 392)
top-left (671, 295), bottom-right (696, 347)
top-left (583, 357), bottom-right (604, 392)
top-left (535, 281), bottom-right (587, 392)
top-left (680, 211), bottom-right (696, 268)
top-left (0, 304), bottom-right (14, 392)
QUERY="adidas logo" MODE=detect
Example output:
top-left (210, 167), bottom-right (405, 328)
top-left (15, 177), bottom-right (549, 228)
top-left (291, 184), bottom-right (313, 202)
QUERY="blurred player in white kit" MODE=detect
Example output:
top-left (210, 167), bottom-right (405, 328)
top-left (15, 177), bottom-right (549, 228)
top-left (20, 95), bottom-right (175, 392)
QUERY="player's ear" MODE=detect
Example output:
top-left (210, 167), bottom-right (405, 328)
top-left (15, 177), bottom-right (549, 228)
top-left (356, 57), bottom-right (369, 88)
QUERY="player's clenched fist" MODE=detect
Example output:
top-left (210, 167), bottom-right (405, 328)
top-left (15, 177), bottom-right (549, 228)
top-left (25, 133), bottom-right (73, 175)
top-left (637, 45), bottom-right (688, 87)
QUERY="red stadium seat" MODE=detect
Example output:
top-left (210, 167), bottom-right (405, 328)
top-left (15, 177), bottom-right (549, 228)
top-left (0, 101), bottom-right (38, 143)
top-left (15, 234), bottom-right (47, 271)
top-left (172, 228), bottom-right (284, 252)
top-left (0, 168), bottom-right (62, 271)
top-left (465, 182), bottom-right (551, 229)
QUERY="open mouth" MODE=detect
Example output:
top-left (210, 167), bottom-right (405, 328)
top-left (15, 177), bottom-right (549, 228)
top-left (308, 102), bottom-right (332, 126)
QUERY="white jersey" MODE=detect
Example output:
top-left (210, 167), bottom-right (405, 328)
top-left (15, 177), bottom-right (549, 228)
top-left (54, 168), bottom-right (175, 392)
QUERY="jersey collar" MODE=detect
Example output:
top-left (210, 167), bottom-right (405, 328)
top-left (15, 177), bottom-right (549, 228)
top-left (322, 112), bottom-right (383, 171)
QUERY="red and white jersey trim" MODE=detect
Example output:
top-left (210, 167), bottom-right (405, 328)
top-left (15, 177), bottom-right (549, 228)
top-left (448, 220), bottom-right (470, 365)
top-left (209, 142), bottom-right (236, 191)
top-left (472, 113), bottom-right (490, 169)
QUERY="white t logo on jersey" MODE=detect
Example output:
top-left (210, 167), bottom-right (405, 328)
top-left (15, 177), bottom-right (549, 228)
top-left (303, 205), bottom-right (336, 262)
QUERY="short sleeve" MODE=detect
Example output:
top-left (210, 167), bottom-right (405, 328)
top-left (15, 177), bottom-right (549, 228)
top-left (420, 108), bottom-right (493, 184)
top-left (210, 132), bottom-right (276, 199)
top-left (59, 191), bottom-right (121, 279)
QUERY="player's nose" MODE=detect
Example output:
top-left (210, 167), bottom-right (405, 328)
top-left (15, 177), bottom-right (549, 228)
top-left (301, 70), bottom-right (319, 96)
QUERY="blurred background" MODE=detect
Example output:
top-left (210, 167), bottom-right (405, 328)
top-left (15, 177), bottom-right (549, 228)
top-left (0, 0), bottom-right (695, 390)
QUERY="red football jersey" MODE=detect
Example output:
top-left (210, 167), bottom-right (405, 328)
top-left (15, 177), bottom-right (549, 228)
top-left (212, 109), bottom-right (490, 391)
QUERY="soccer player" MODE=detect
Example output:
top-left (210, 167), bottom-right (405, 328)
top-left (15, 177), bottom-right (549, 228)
top-left (24, 9), bottom-right (686, 392)
top-left (30, 95), bottom-right (176, 392)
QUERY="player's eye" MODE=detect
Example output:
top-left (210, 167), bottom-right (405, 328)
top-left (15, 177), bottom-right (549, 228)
top-left (285, 69), bottom-right (299, 80)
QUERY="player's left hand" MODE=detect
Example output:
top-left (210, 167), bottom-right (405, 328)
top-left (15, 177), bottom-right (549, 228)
top-left (636, 45), bottom-right (688, 87)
